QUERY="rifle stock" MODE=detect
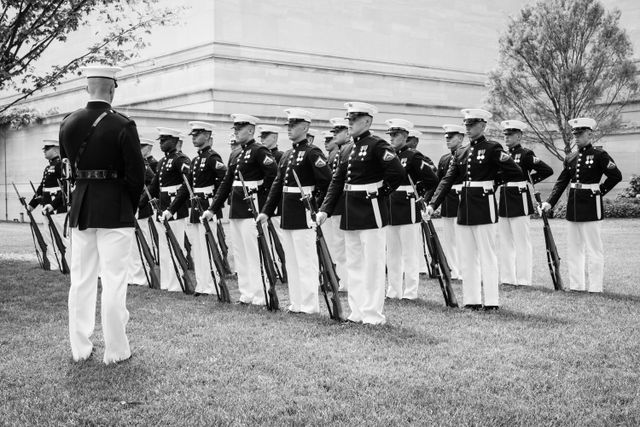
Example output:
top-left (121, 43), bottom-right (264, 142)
top-left (134, 220), bottom-right (161, 289)
top-left (534, 192), bottom-right (564, 291)
top-left (44, 212), bottom-right (70, 274)
top-left (12, 182), bottom-right (50, 270)
top-left (266, 218), bottom-right (287, 283)
top-left (238, 171), bottom-right (279, 310)
top-left (163, 218), bottom-right (196, 295)
top-left (215, 220), bottom-right (233, 275)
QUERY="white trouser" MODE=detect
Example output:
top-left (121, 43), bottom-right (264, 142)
top-left (323, 215), bottom-right (348, 291)
top-left (281, 228), bottom-right (320, 313)
top-left (457, 223), bottom-right (499, 306)
top-left (268, 216), bottom-right (286, 282)
top-left (68, 227), bottom-right (132, 364)
top-left (187, 221), bottom-right (217, 294)
top-left (345, 228), bottom-right (387, 324)
top-left (498, 216), bottom-right (532, 286)
top-left (158, 218), bottom-right (186, 292)
top-left (44, 212), bottom-right (69, 271)
top-left (230, 218), bottom-right (266, 305)
top-left (127, 219), bottom-right (151, 286)
top-left (567, 221), bottom-right (604, 292)
top-left (386, 223), bottom-right (420, 299)
top-left (440, 217), bottom-right (462, 280)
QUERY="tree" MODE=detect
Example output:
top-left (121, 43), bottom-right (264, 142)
top-left (0, 0), bottom-right (181, 115)
top-left (486, 0), bottom-right (639, 161)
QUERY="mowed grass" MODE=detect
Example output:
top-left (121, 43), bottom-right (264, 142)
top-left (1, 219), bottom-right (640, 426)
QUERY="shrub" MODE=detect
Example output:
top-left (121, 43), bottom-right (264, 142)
top-left (617, 174), bottom-right (640, 199)
top-left (550, 197), bottom-right (640, 219)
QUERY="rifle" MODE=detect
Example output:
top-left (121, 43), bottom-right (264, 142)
top-left (60, 158), bottom-right (73, 237)
top-left (145, 187), bottom-right (195, 295)
top-left (534, 192), bottom-right (564, 291)
top-left (146, 205), bottom-right (160, 265)
top-left (133, 220), bottom-right (161, 289)
top-left (420, 225), bottom-right (438, 278)
top-left (409, 176), bottom-right (458, 308)
top-left (181, 174), bottom-right (231, 302)
top-left (184, 234), bottom-right (195, 271)
top-left (292, 170), bottom-right (343, 321)
top-left (215, 218), bottom-right (233, 275)
top-left (29, 180), bottom-right (70, 274)
top-left (266, 218), bottom-right (288, 283)
top-left (12, 182), bottom-right (50, 271)
top-left (238, 170), bottom-right (279, 311)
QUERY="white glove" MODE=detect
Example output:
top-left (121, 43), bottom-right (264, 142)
top-left (538, 202), bottom-right (552, 216)
top-left (200, 210), bottom-right (214, 222)
top-left (160, 210), bottom-right (173, 221)
top-left (316, 211), bottom-right (328, 226)
top-left (42, 204), bottom-right (54, 215)
top-left (421, 205), bottom-right (435, 221)
top-left (27, 205), bottom-right (34, 212)
top-left (256, 213), bottom-right (269, 224)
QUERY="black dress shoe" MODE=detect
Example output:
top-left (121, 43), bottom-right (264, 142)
top-left (483, 305), bottom-right (499, 311)
top-left (463, 304), bottom-right (482, 311)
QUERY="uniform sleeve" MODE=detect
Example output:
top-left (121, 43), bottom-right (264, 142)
top-left (409, 151), bottom-right (439, 197)
top-left (138, 165), bottom-right (155, 211)
top-left (524, 151), bottom-right (554, 184)
top-left (28, 168), bottom-right (45, 208)
top-left (211, 154), bottom-right (227, 188)
top-left (255, 147), bottom-right (278, 191)
top-left (492, 144), bottom-right (523, 182)
top-left (209, 161), bottom-right (236, 213)
top-left (375, 141), bottom-right (405, 196)
top-left (168, 158), bottom-right (192, 215)
top-left (546, 160), bottom-right (572, 207)
top-left (308, 147), bottom-right (332, 205)
top-left (598, 151), bottom-right (622, 196)
top-left (261, 162), bottom-right (285, 217)
top-left (50, 162), bottom-right (65, 211)
top-left (428, 156), bottom-right (460, 210)
top-left (319, 154), bottom-right (347, 216)
top-left (120, 121), bottom-right (145, 212)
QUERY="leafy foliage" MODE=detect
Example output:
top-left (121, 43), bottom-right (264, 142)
top-left (551, 196), bottom-right (640, 218)
top-left (0, 0), bottom-right (181, 114)
top-left (487, 0), bottom-right (639, 161)
top-left (617, 174), bottom-right (640, 199)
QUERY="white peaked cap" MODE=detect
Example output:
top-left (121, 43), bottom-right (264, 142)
top-left (156, 127), bottom-right (182, 138)
top-left (81, 65), bottom-right (122, 80)
top-left (307, 128), bottom-right (319, 137)
top-left (329, 117), bottom-right (349, 128)
top-left (500, 120), bottom-right (527, 132)
top-left (139, 138), bottom-right (155, 146)
top-left (42, 139), bottom-right (59, 147)
top-left (408, 129), bottom-right (423, 138)
top-left (257, 125), bottom-right (282, 134)
top-left (344, 101), bottom-right (378, 116)
top-left (284, 108), bottom-right (312, 122)
top-left (568, 117), bottom-right (596, 130)
top-left (461, 108), bottom-right (492, 121)
top-left (442, 124), bottom-right (466, 134)
top-left (230, 114), bottom-right (260, 125)
top-left (322, 130), bottom-right (334, 139)
top-left (385, 118), bottom-right (414, 133)
top-left (188, 121), bottom-right (215, 132)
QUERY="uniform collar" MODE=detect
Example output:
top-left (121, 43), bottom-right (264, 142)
top-left (48, 156), bottom-right (60, 165)
top-left (579, 143), bottom-right (593, 153)
top-left (163, 148), bottom-right (177, 156)
top-left (470, 135), bottom-right (486, 146)
top-left (508, 144), bottom-right (521, 152)
top-left (86, 101), bottom-right (111, 110)
top-left (198, 146), bottom-right (211, 155)
top-left (353, 130), bottom-right (371, 144)
top-left (292, 139), bottom-right (308, 149)
top-left (241, 139), bottom-right (255, 149)
top-left (396, 144), bottom-right (410, 154)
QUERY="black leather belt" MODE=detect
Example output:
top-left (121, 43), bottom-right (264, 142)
top-left (76, 169), bottom-right (118, 180)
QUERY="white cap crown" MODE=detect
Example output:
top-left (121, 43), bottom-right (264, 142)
top-left (156, 127), bottom-right (181, 138)
top-left (344, 102), bottom-right (378, 116)
top-left (442, 124), bottom-right (466, 134)
top-left (461, 108), bottom-right (492, 121)
top-left (188, 121), bottom-right (215, 132)
top-left (568, 117), bottom-right (596, 130)
top-left (139, 138), bottom-right (155, 146)
top-left (257, 125), bottom-right (282, 134)
top-left (329, 117), bottom-right (349, 128)
top-left (42, 139), bottom-right (59, 147)
top-left (230, 114), bottom-right (260, 125)
top-left (500, 120), bottom-right (527, 132)
top-left (385, 118), bottom-right (414, 133)
top-left (81, 65), bottom-right (122, 80)
top-left (408, 129), bottom-right (423, 139)
top-left (284, 108), bottom-right (312, 122)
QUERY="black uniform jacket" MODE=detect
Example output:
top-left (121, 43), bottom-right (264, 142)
top-left (29, 157), bottom-right (67, 214)
top-left (387, 146), bottom-right (438, 225)
top-left (546, 143), bottom-right (622, 222)
top-left (146, 155), bottom-right (159, 174)
top-left (426, 150), bottom-right (464, 218)
top-left (270, 147), bottom-right (284, 216)
top-left (326, 143), bottom-right (353, 217)
top-left (262, 140), bottom-right (332, 229)
top-left (320, 131), bottom-right (405, 230)
top-left (429, 135), bottom-right (523, 226)
top-left (168, 146), bottom-right (227, 223)
top-left (498, 144), bottom-right (553, 218)
top-left (145, 149), bottom-right (191, 220)
top-left (209, 139), bottom-right (277, 219)
top-left (59, 101), bottom-right (144, 230)
top-left (136, 159), bottom-right (156, 220)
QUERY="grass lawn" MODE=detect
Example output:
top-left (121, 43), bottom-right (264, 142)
top-left (1, 219), bottom-right (640, 425)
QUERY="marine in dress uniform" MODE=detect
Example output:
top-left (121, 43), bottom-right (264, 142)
top-left (498, 120), bottom-right (553, 287)
top-left (427, 125), bottom-right (467, 280)
top-left (147, 127), bottom-right (191, 292)
top-left (127, 138), bottom-right (157, 286)
top-left (541, 118), bottom-right (622, 292)
top-left (202, 114), bottom-right (277, 305)
top-left (406, 129), bottom-right (437, 173)
top-left (167, 122), bottom-right (227, 295)
top-left (258, 108), bottom-right (332, 313)
top-left (384, 119), bottom-right (438, 300)
top-left (60, 65), bottom-right (144, 364)
top-left (307, 128), bottom-right (319, 144)
top-left (258, 125), bottom-right (285, 240)
top-left (28, 139), bottom-right (69, 270)
top-left (317, 102), bottom-right (405, 324)
top-left (425, 109), bottom-right (523, 310)
top-left (323, 117), bottom-right (352, 292)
